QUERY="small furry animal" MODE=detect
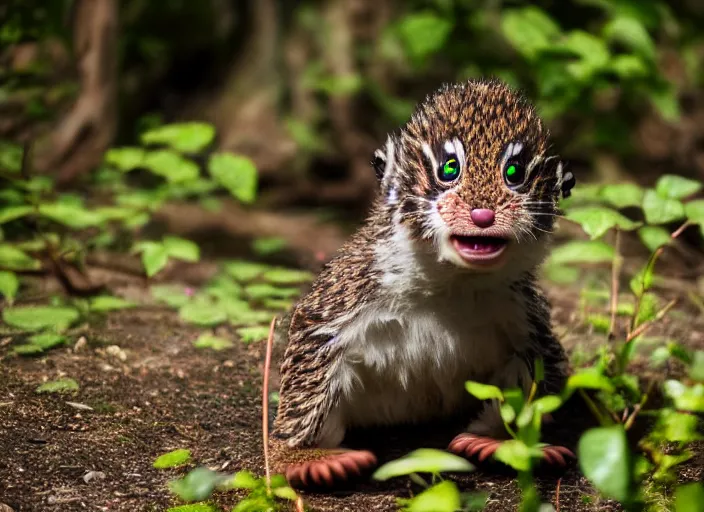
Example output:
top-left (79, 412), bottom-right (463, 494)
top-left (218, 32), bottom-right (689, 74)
top-left (270, 79), bottom-right (576, 488)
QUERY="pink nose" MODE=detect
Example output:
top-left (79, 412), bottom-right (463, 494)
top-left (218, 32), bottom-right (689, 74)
top-left (470, 208), bottom-right (495, 228)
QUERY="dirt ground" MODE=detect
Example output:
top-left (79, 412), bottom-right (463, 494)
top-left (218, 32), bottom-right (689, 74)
top-left (1, 254), bottom-right (703, 512)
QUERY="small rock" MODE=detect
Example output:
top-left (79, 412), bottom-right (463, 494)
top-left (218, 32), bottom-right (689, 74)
top-left (74, 336), bottom-right (87, 352)
top-left (65, 401), bottom-right (94, 411)
top-left (105, 345), bottom-right (127, 361)
top-left (83, 470), bottom-right (106, 484)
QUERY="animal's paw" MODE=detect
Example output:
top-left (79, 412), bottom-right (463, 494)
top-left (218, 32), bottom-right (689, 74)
top-left (285, 450), bottom-right (377, 488)
top-left (447, 433), bottom-right (575, 467)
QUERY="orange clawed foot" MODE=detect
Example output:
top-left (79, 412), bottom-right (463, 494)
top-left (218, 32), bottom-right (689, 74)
top-left (285, 450), bottom-right (378, 488)
top-left (448, 433), bottom-right (575, 467)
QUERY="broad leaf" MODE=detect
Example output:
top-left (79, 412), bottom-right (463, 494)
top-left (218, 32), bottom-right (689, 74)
top-left (373, 449), bottom-right (473, 481)
top-left (151, 284), bottom-right (193, 307)
top-left (38, 203), bottom-right (103, 228)
top-left (3, 305), bottom-right (79, 331)
top-left (208, 153), bottom-right (258, 204)
top-left (138, 242), bottom-right (169, 277)
top-left (637, 226), bottom-right (671, 251)
top-left (179, 304), bottom-right (227, 327)
top-left (36, 378), bottom-right (79, 394)
top-left (163, 236), bottom-right (200, 262)
top-left (229, 470), bottom-right (258, 489)
top-left (28, 333), bottom-right (67, 349)
top-left (578, 426), bottom-right (632, 502)
top-left (141, 122), bottom-right (215, 153)
top-left (548, 240), bottom-right (614, 266)
top-left (655, 175), bottom-right (702, 200)
top-left (663, 380), bottom-right (704, 412)
top-left (642, 190), bottom-right (685, 224)
top-left (501, 7), bottom-right (560, 60)
top-left (603, 16), bottom-right (654, 59)
top-left (532, 395), bottom-right (563, 414)
top-left (599, 183), bottom-right (644, 209)
top-left (252, 237), bottom-right (287, 256)
top-left (166, 504), bottom-right (219, 512)
top-left (154, 448), bottom-right (192, 469)
top-left (0, 205), bottom-right (33, 224)
top-left (236, 326), bottom-right (271, 344)
top-left (244, 284), bottom-right (299, 300)
top-left (403, 480), bottom-right (461, 512)
top-left (675, 483), bottom-right (704, 512)
top-left (566, 206), bottom-right (640, 239)
top-left (685, 199), bottom-right (704, 236)
top-left (0, 270), bottom-right (19, 301)
top-left (262, 268), bottom-right (314, 285)
top-left (193, 333), bottom-right (233, 351)
top-left (224, 260), bottom-right (270, 282)
top-left (89, 296), bottom-right (136, 311)
top-left (398, 12), bottom-right (453, 61)
top-left (105, 147), bottom-right (145, 171)
top-left (566, 368), bottom-right (614, 392)
top-left (494, 440), bottom-right (533, 472)
top-left (465, 381), bottom-right (503, 401)
top-left (168, 467), bottom-right (223, 502)
top-left (143, 150), bottom-right (200, 183)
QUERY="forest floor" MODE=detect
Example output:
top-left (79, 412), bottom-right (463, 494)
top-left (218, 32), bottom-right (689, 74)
top-left (1, 225), bottom-right (703, 512)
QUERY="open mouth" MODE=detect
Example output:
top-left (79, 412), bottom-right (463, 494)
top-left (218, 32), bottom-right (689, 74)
top-left (450, 235), bottom-right (508, 265)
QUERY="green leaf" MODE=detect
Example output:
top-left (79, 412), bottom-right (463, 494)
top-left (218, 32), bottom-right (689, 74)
top-left (642, 190), bottom-right (685, 224)
top-left (566, 368), bottom-right (614, 392)
top-left (141, 122), bottom-right (215, 153)
top-left (272, 486), bottom-right (298, 501)
top-left (154, 448), bottom-right (192, 469)
top-left (163, 236), bottom-right (200, 262)
top-left (252, 237), bottom-right (287, 256)
top-left (655, 175), bottom-right (702, 200)
top-left (224, 260), bottom-right (270, 282)
top-left (244, 284), bottom-right (299, 300)
top-left (0, 270), bottom-right (19, 301)
top-left (3, 306), bottom-right (80, 331)
top-left (560, 31), bottom-right (611, 80)
top-left (501, 7), bottom-right (560, 60)
top-left (179, 304), bottom-right (227, 327)
top-left (675, 483), bottom-right (704, 512)
top-left (603, 16), bottom-right (655, 59)
top-left (0, 205), bottom-right (33, 224)
top-left (578, 426), bottom-right (632, 502)
top-left (635, 292), bottom-right (658, 326)
top-left (494, 440), bottom-right (533, 472)
top-left (36, 378), bottom-right (79, 394)
top-left (690, 351), bottom-right (704, 382)
top-left (0, 140), bottom-right (23, 173)
top-left (465, 381), bottom-right (503, 401)
top-left (685, 199), bottom-right (704, 236)
top-left (373, 448), bottom-right (473, 480)
top-left (229, 470), bottom-right (258, 489)
top-left (609, 55), bottom-right (649, 79)
top-left (13, 344), bottom-right (44, 355)
top-left (650, 84), bottom-right (681, 122)
top-left (403, 481), bottom-right (461, 512)
top-left (167, 504), bottom-right (219, 512)
top-left (637, 226), bottom-right (671, 251)
top-left (151, 284), bottom-right (193, 307)
top-left (542, 264), bottom-right (580, 284)
top-left (629, 264), bottom-right (655, 295)
top-left (599, 183), bottom-right (644, 209)
top-left (105, 147), bottom-right (145, 171)
top-left (566, 206), bottom-right (640, 239)
top-left (168, 467), bottom-right (223, 502)
top-left (549, 240), bottom-right (615, 266)
top-left (143, 150), bottom-right (200, 183)
top-left (203, 275), bottom-right (242, 301)
top-left (37, 203), bottom-right (104, 228)
top-left (236, 326), bottom-right (271, 344)
top-left (500, 403), bottom-right (516, 423)
top-left (656, 409), bottom-right (702, 443)
top-left (139, 242), bottom-right (169, 277)
top-left (192, 333), bottom-right (233, 351)
top-left (533, 395), bottom-right (563, 415)
top-left (208, 153), bottom-right (258, 204)
top-left (89, 296), bottom-right (136, 312)
top-left (663, 380), bottom-right (704, 412)
top-left (262, 268), bottom-right (314, 285)
top-left (28, 332), bottom-right (66, 349)
top-left (398, 12), bottom-right (453, 61)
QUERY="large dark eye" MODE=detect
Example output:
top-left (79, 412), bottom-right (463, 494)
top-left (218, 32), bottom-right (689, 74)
top-left (504, 160), bottom-right (526, 188)
top-left (438, 156), bottom-right (461, 183)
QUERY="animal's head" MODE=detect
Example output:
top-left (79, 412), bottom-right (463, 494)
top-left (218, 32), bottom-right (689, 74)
top-left (373, 79), bottom-right (574, 274)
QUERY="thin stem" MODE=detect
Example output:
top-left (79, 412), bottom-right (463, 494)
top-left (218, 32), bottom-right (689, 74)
top-left (262, 316), bottom-right (276, 492)
top-left (624, 381), bottom-right (653, 431)
top-left (670, 221), bottom-right (691, 240)
top-left (579, 389), bottom-right (611, 427)
top-left (626, 298), bottom-right (677, 343)
top-left (608, 229), bottom-right (622, 342)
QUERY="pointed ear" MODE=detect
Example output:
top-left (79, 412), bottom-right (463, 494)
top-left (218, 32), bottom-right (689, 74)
top-left (371, 148), bottom-right (386, 181)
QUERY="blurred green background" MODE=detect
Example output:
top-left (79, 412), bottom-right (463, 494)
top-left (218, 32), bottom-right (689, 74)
top-left (2, 0), bottom-right (704, 212)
